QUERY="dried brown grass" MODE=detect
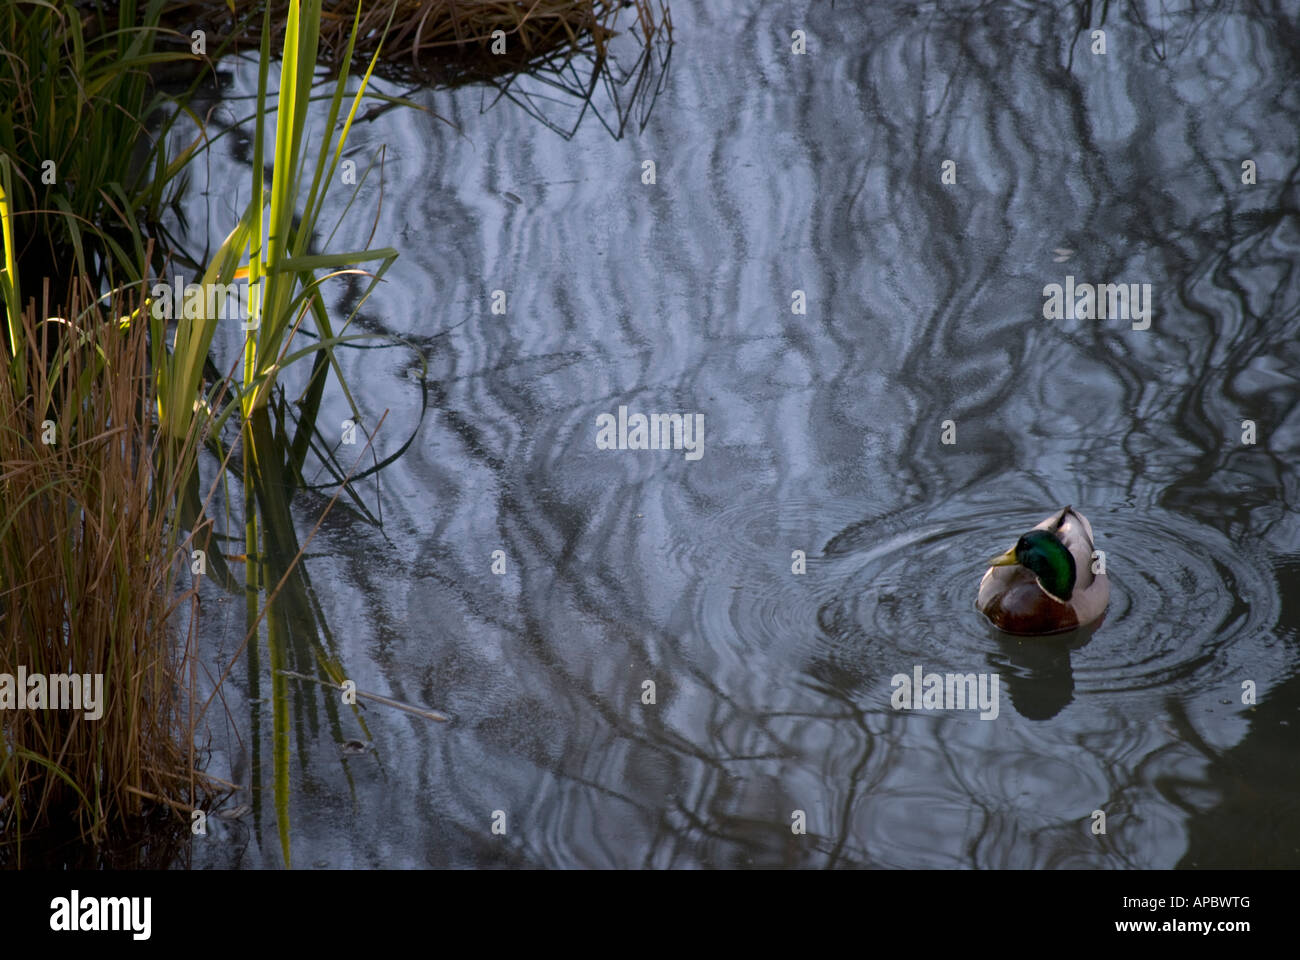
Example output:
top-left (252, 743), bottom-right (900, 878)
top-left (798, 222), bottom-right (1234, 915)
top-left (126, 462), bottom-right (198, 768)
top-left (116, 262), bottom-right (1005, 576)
top-left (0, 281), bottom-right (213, 863)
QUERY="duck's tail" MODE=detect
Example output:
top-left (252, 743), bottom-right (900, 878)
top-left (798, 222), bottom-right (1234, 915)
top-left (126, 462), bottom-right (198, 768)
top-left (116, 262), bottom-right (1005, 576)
top-left (1050, 505), bottom-right (1074, 530)
top-left (1054, 504), bottom-right (1097, 551)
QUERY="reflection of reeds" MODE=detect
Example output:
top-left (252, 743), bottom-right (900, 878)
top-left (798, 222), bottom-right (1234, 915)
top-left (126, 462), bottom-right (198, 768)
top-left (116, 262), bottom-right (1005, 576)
top-left (161, 1), bottom-right (673, 139)
top-left (0, 283), bottom-right (211, 864)
top-left (475, 0), bottom-right (673, 139)
top-left (165, 1), bottom-right (671, 83)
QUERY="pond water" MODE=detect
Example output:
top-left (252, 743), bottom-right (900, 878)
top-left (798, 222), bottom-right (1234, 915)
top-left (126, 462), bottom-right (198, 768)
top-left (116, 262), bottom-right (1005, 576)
top-left (185, 0), bottom-right (1300, 868)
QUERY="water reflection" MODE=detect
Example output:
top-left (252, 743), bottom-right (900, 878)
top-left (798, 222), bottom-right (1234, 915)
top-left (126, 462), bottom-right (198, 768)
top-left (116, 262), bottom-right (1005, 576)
top-left (181, 0), bottom-right (1297, 868)
top-left (990, 625), bottom-right (1098, 722)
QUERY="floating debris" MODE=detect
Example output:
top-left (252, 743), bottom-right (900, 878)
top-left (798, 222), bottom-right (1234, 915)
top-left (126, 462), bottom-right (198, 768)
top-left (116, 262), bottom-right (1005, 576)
top-left (276, 669), bottom-right (452, 723)
top-left (216, 803), bottom-right (251, 821)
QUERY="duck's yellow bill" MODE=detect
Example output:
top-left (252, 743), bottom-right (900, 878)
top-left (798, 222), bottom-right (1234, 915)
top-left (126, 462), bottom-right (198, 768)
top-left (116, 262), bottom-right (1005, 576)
top-left (989, 546), bottom-right (1019, 567)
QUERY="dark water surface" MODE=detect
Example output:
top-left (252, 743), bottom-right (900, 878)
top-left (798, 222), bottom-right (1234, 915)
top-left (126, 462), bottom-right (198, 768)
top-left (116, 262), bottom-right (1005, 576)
top-left (186, 0), bottom-right (1300, 868)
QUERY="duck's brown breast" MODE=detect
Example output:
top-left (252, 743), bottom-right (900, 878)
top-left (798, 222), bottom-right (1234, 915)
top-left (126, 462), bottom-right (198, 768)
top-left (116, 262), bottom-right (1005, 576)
top-left (977, 574), bottom-right (1079, 635)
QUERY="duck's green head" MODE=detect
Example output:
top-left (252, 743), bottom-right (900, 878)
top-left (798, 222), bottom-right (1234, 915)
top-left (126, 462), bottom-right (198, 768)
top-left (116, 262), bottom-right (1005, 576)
top-left (990, 529), bottom-right (1076, 601)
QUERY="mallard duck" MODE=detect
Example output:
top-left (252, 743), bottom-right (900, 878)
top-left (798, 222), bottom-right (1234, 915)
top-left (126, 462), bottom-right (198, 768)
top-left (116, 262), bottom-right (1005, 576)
top-left (976, 506), bottom-right (1109, 635)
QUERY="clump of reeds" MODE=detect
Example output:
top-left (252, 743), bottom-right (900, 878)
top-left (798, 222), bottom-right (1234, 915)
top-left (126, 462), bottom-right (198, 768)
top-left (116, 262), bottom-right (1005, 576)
top-left (0, 0), bottom-right (206, 312)
top-left (1, 0), bottom-right (406, 868)
top-left (0, 281), bottom-right (211, 862)
top-left (2, 0), bottom-right (652, 867)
